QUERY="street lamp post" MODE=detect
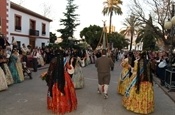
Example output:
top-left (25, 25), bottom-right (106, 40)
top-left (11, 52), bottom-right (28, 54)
top-left (163, 4), bottom-right (175, 91)
top-left (164, 9), bottom-right (175, 71)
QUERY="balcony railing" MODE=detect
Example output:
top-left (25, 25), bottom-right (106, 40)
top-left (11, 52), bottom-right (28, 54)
top-left (42, 31), bottom-right (46, 35)
top-left (29, 29), bottom-right (39, 36)
top-left (15, 26), bottom-right (21, 31)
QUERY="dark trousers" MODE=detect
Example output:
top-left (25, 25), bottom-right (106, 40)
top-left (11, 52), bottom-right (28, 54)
top-left (22, 55), bottom-right (28, 62)
top-left (157, 67), bottom-right (166, 85)
top-left (32, 58), bottom-right (38, 72)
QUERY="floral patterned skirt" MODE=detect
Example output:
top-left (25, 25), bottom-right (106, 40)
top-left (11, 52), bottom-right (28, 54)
top-left (117, 69), bottom-right (130, 95)
top-left (122, 82), bottom-right (154, 114)
top-left (117, 77), bottom-right (129, 95)
top-left (0, 67), bottom-right (8, 91)
top-left (16, 62), bottom-right (24, 82)
top-left (3, 63), bottom-right (14, 85)
top-left (47, 72), bottom-right (77, 114)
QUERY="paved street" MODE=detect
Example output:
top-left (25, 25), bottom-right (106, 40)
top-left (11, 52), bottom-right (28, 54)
top-left (0, 61), bottom-right (175, 115)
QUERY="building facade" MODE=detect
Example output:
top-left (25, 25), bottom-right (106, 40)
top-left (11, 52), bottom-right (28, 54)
top-left (0, 0), bottom-right (52, 49)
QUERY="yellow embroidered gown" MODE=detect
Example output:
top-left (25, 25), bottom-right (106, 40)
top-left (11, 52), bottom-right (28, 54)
top-left (117, 58), bottom-right (130, 95)
top-left (0, 66), bottom-right (8, 91)
top-left (122, 59), bottom-right (154, 114)
top-left (16, 54), bottom-right (24, 82)
top-left (3, 63), bottom-right (14, 85)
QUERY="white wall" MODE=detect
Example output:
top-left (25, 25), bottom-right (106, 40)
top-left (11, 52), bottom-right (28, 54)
top-left (8, 7), bottom-right (50, 47)
top-left (9, 9), bottom-right (50, 37)
top-left (36, 38), bottom-right (49, 48)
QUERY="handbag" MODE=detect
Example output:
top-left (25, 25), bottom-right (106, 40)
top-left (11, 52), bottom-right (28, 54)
top-left (158, 60), bottom-right (167, 68)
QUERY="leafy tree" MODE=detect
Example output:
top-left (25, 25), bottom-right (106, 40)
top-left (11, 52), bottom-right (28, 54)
top-left (129, 0), bottom-right (172, 47)
top-left (57, 0), bottom-right (80, 41)
top-left (49, 32), bottom-right (57, 43)
top-left (136, 15), bottom-right (159, 50)
top-left (80, 25), bottom-right (129, 50)
top-left (102, 0), bottom-right (123, 34)
top-left (80, 25), bottom-right (103, 50)
top-left (120, 14), bottom-right (141, 50)
top-left (108, 32), bottom-right (129, 50)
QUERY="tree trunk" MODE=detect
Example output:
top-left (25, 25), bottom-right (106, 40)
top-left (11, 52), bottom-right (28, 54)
top-left (130, 31), bottom-right (134, 51)
top-left (109, 12), bottom-right (113, 34)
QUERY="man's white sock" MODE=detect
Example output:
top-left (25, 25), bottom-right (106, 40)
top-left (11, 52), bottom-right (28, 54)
top-left (104, 84), bottom-right (109, 94)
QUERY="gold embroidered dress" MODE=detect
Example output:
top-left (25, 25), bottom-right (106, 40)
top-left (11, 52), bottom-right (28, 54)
top-left (0, 61), bottom-right (8, 91)
top-left (3, 63), bottom-right (14, 85)
top-left (122, 59), bottom-right (154, 114)
top-left (117, 58), bottom-right (130, 95)
top-left (15, 54), bottom-right (24, 82)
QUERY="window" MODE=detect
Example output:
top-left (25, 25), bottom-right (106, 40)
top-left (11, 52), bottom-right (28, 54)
top-left (42, 23), bottom-right (46, 35)
top-left (17, 41), bottom-right (21, 49)
top-left (15, 15), bottom-right (21, 31)
top-left (30, 20), bottom-right (36, 29)
top-left (29, 20), bottom-right (39, 36)
top-left (41, 42), bottom-right (45, 48)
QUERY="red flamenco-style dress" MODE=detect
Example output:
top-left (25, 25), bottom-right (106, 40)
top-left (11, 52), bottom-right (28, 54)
top-left (46, 55), bottom-right (77, 114)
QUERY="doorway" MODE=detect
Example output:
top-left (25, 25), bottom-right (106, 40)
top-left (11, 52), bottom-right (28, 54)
top-left (29, 37), bottom-right (35, 49)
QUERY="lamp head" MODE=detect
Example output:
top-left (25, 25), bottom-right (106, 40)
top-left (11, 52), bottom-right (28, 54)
top-left (171, 16), bottom-right (175, 25)
top-left (164, 21), bottom-right (172, 29)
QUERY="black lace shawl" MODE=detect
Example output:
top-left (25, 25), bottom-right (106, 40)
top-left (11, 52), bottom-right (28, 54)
top-left (135, 52), bottom-right (153, 94)
top-left (47, 51), bottom-right (65, 96)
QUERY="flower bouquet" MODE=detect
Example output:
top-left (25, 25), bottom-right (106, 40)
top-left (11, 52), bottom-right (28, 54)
top-left (40, 71), bottom-right (48, 81)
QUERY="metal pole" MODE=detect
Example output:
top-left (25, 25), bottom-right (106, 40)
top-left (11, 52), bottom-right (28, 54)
top-left (102, 20), bottom-right (107, 49)
top-left (170, 4), bottom-right (175, 70)
top-left (170, 29), bottom-right (173, 70)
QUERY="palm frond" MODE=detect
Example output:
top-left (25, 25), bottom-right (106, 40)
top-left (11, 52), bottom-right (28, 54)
top-left (102, 0), bottom-right (123, 16)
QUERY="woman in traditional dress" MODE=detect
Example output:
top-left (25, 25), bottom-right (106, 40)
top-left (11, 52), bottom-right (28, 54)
top-left (85, 50), bottom-right (90, 66)
top-left (117, 54), bottom-right (130, 95)
top-left (37, 48), bottom-right (45, 67)
top-left (72, 56), bottom-right (84, 89)
top-left (14, 49), bottom-right (24, 82)
top-left (8, 49), bottom-right (21, 83)
top-left (0, 54), bottom-right (8, 91)
top-left (0, 48), bottom-right (14, 85)
top-left (46, 50), bottom-right (77, 114)
top-left (122, 52), bottom-right (154, 114)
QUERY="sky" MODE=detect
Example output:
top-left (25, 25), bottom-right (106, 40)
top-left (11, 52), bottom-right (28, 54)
top-left (10, 0), bottom-right (130, 39)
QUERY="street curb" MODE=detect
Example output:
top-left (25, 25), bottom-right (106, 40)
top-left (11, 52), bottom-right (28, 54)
top-left (153, 77), bottom-right (175, 103)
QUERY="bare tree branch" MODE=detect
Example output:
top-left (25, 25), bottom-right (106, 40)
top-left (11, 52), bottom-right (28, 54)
top-left (42, 3), bottom-right (51, 17)
top-left (18, 0), bottom-right (24, 5)
top-left (129, 0), bottom-right (173, 45)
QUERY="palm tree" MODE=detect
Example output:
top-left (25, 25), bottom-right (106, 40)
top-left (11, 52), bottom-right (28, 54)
top-left (102, 0), bottom-right (123, 34)
top-left (136, 15), bottom-right (160, 50)
top-left (120, 15), bottom-right (140, 50)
